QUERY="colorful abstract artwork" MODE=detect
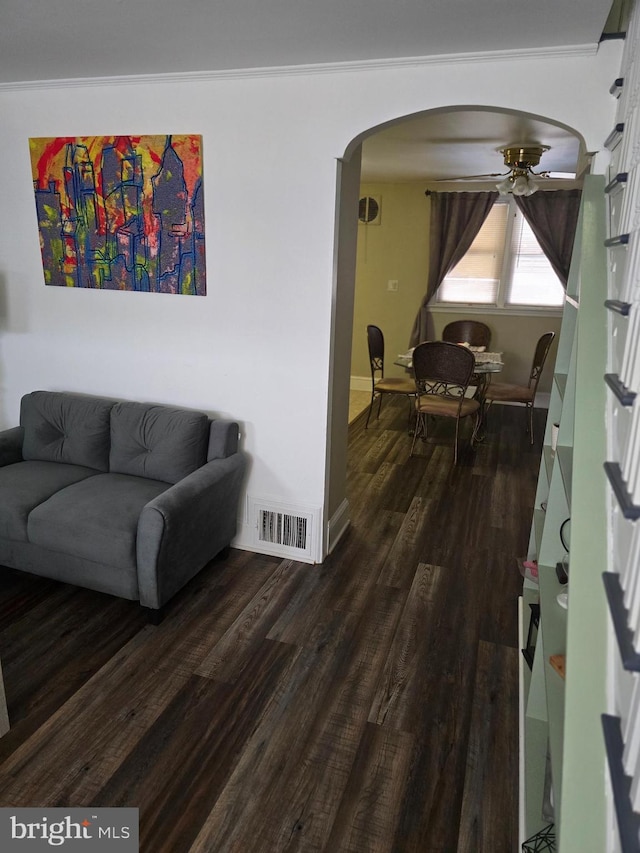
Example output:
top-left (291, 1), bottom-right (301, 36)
top-left (29, 134), bottom-right (206, 295)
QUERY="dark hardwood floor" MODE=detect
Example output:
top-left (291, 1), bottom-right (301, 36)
top-left (0, 399), bottom-right (544, 852)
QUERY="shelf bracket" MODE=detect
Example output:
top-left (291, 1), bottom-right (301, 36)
top-left (605, 233), bottom-right (630, 248)
top-left (603, 573), bottom-right (640, 671)
top-left (606, 173), bottom-right (629, 193)
top-left (610, 77), bottom-right (625, 96)
top-left (605, 373), bottom-right (637, 406)
top-left (605, 299), bottom-right (631, 316)
top-left (602, 714), bottom-right (640, 853)
top-left (605, 123), bottom-right (625, 150)
top-left (604, 462), bottom-right (640, 520)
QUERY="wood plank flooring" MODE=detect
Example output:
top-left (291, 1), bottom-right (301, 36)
top-left (0, 399), bottom-right (544, 852)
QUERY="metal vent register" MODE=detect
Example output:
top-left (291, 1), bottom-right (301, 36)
top-left (259, 509), bottom-right (308, 551)
top-left (248, 498), bottom-right (319, 561)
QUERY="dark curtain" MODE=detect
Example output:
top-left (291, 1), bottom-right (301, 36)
top-left (410, 191), bottom-right (498, 346)
top-left (514, 189), bottom-right (582, 288)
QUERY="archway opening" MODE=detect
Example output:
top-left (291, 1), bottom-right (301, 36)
top-left (325, 105), bottom-right (586, 555)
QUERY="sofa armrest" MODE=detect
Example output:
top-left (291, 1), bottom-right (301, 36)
top-left (0, 427), bottom-right (24, 467)
top-left (136, 452), bottom-right (246, 609)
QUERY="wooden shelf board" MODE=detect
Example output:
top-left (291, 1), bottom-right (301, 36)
top-left (554, 372), bottom-right (568, 400)
top-left (543, 446), bottom-right (554, 483)
top-left (550, 654), bottom-right (566, 679)
top-left (557, 444), bottom-right (573, 505)
top-left (538, 563), bottom-right (567, 816)
top-left (533, 508), bottom-right (546, 557)
top-left (523, 714), bottom-right (551, 840)
top-left (538, 563), bottom-right (568, 657)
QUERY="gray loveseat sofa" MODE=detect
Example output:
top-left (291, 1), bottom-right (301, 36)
top-left (0, 391), bottom-right (246, 621)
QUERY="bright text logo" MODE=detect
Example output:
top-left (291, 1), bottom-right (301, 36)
top-left (0, 808), bottom-right (138, 851)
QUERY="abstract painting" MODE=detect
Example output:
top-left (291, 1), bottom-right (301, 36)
top-left (29, 134), bottom-right (206, 295)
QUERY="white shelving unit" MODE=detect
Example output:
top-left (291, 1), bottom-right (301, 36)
top-left (520, 174), bottom-right (608, 850)
top-left (601, 6), bottom-right (640, 850)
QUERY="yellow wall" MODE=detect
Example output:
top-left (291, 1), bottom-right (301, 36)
top-left (351, 182), bottom-right (561, 392)
top-left (351, 184), bottom-right (430, 380)
top-left (428, 311), bottom-right (560, 391)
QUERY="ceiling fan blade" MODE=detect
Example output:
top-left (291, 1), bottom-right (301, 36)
top-left (535, 171), bottom-right (577, 180)
top-left (434, 172), bottom-right (508, 182)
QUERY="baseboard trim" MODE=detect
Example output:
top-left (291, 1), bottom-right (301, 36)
top-left (350, 376), bottom-right (370, 392)
top-left (327, 498), bottom-right (350, 555)
top-left (493, 392), bottom-right (550, 410)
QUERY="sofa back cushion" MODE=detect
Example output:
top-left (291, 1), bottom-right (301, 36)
top-left (109, 402), bottom-right (209, 484)
top-left (21, 391), bottom-right (114, 471)
top-left (207, 420), bottom-right (240, 460)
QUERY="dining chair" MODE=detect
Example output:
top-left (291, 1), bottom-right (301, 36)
top-left (483, 331), bottom-right (556, 445)
top-left (442, 320), bottom-right (492, 350)
top-left (409, 341), bottom-right (480, 464)
top-left (365, 324), bottom-right (416, 429)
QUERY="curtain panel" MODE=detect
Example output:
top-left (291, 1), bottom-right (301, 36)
top-left (410, 191), bottom-right (498, 347)
top-left (514, 188), bottom-right (582, 288)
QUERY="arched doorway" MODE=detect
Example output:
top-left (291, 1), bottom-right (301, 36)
top-left (324, 106), bottom-right (586, 556)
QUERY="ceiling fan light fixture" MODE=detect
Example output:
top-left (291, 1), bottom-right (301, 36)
top-left (496, 172), bottom-right (540, 197)
top-left (495, 145), bottom-right (548, 196)
top-left (511, 173), bottom-right (531, 196)
top-left (501, 145), bottom-right (548, 171)
top-left (496, 175), bottom-right (513, 196)
top-left (495, 171), bottom-right (540, 196)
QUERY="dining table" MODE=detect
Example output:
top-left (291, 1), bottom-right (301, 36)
top-left (395, 346), bottom-right (503, 375)
top-left (394, 345), bottom-right (504, 436)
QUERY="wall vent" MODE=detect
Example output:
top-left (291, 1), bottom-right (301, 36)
top-left (358, 195), bottom-right (381, 225)
top-left (247, 497), bottom-right (319, 562)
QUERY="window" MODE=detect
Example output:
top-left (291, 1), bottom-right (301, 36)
top-left (436, 199), bottom-right (564, 309)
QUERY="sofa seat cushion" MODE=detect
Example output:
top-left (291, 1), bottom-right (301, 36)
top-left (0, 460), bottom-right (100, 542)
top-left (27, 473), bottom-right (171, 570)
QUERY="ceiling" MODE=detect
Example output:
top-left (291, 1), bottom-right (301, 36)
top-left (1, 0), bottom-right (615, 86)
top-left (360, 108), bottom-right (587, 185)
top-left (1, 0), bottom-right (616, 186)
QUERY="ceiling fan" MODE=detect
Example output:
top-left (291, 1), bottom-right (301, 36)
top-left (436, 145), bottom-right (576, 196)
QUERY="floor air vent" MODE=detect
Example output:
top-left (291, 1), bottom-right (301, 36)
top-left (248, 498), bottom-right (318, 562)
top-left (259, 510), bottom-right (307, 550)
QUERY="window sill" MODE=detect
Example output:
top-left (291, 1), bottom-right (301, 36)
top-left (430, 303), bottom-right (563, 318)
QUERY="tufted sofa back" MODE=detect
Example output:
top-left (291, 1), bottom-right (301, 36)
top-left (109, 401), bottom-right (209, 484)
top-left (20, 391), bottom-right (215, 484)
top-left (21, 391), bottom-right (114, 471)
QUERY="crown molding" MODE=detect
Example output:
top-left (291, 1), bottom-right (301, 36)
top-left (0, 43), bottom-right (599, 92)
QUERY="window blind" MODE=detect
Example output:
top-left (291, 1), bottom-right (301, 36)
top-left (438, 203), bottom-right (508, 303)
top-left (508, 210), bottom-right (564, 307)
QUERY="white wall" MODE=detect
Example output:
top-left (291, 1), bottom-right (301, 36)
top-left (0, 42), bottom-right (621, 558)
top-left (326, 148), bottom-right (361, 554)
